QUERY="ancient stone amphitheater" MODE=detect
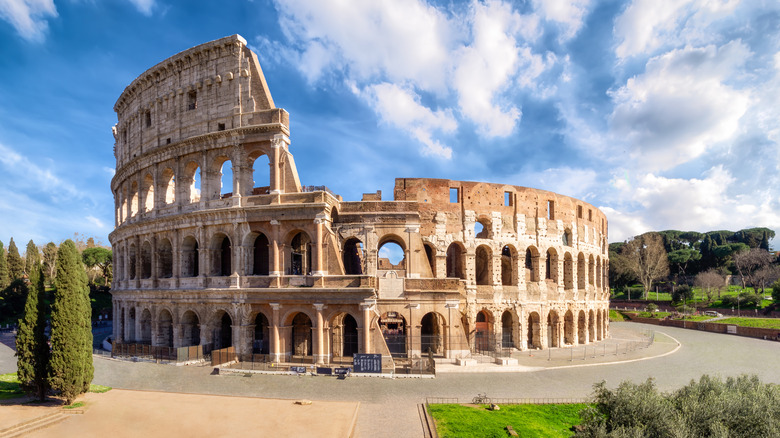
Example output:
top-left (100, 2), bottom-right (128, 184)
top-left (110, 35), bottom-right (609, 366)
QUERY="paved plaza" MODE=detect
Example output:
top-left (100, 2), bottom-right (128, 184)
top-left (2, 322), bottom-right (779, 437)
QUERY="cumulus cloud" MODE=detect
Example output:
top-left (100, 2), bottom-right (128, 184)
top-left (532, 0), bottom-right (590, 41)
top-left (127, 0), bottom-right (155, 16)
top-left (608, 42), bottom-right (750, 171)
top-left (0, 142), bottom-right (82, 202)
top-left (0, 0), bottom-right (57, 42)
top-left (86, 215), bottom-right (106, 229)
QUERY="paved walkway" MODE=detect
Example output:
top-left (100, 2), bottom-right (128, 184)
top-left (2, 323), bottom-right (780, 437)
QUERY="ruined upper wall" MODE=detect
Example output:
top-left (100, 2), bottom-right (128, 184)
top-left (394, 178), bottom-right (608, 248)
top-left (112, 35), bottom-right (284, 167)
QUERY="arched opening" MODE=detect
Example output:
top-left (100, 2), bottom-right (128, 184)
top-left (290, 232), bottom-right (312, 275)
top-left (252, 234), bottom-right (270, 275)
top-left (250, 153), bottom-right (270, 195)
top-left (563, 252), bottom-right (574, 289)
top-left (158, 238), bottom-right (173, 278)
top-left (220, 159), bottom-right (233, 198)
top-left (588, 310), bottom-right (596, 342)
top-left (140, 309), bottom-right (152, 344)
top-left (253, 312), bottom-right (269, 354)
top-left (141, 241), bottom-right (152, 279)
top-left (158, 309), bottom-right (173, 348)
top-left (218, 235), bottom-right (231, 276)
top-left (142, 173), bottom-right (154, 212)
top-left (421, 312), bottom-right (443, 355)
top-left (182, 236), bottom-right (199, 277)
top-left (475, 217), bottom-right (490, 239)
top-left (380, 312), bottom-right (407, 357)
top-left (564, 310), bottom-right (574, 345)
top-left (588, 255), bottom-right (595, 286)
top-left (475, 310), bottom-right (492, 353)
top-left (475, 245), bottom-right (492, 285)
top-left (214, 311), bottom-right (233, 349)
top-left (446, 242), bottom-right (465, 279)
top-left (562, 228), bottom-right (572, 246)
top-left (525, 247), bottom-right (539, 282)
top-left (342, 314), bottom-right (359, 357)
top-left (424, 243), bottom-right (436, 277)
top-left (184, 162), bottom-right (201, 203)
top-left (578, 310), bottom-right (587, 344)
top-left (128, 244), bottom-right (137, 280)
top-left (127, 307), bottom-right (136, 342)
top-left (343, 238), bottom-right (363, 275)
top-left (291, 312), bottom-right (312, 357)
top-left (181, 310), bottom-right (200, 346)
top-left (577, 253), bottom-right (586, 289)
top-left (547, 311), bottom-right (559, 348)
top-left (501, 245), bottom-right (516, 286)
top-left (527, 312), bottom-right (541, 349)
top-left (378, 239), bottom-right (405, 271)
top-left (130, 181), bottom-right (139, 216)
top-left (501, 310), bottom-right (513, 348)
top-left (161, 167), bottom-right (175, 204)
top-left (546, 248), bottom-right (558, 283)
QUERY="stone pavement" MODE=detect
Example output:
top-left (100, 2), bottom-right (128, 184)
top-left (2, 323), bottom-right (780, 437)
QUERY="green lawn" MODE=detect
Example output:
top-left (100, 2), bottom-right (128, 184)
top-left (612, 285), bottom-right (773, 309)
top-left (713, 318), bottom-right (780, 330)
top-left (428, 403), bottom-right (587, 438)
top-left (0, 373), bottom-right (24, 400)
top-left (609, 309), bottom-right (625, 322)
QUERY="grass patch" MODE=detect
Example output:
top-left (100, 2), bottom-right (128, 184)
top-left (64, 401), bottom-right (85, 409)
top-left (428, 403), bottom-right (587, 438)
top-left (634, 311), bottom-right (670, 319)
top-left (88, 384), bottom-right (112, 393)
top-left (609, 310), bottom-right (625, 322)
top-left (672, 315), bottom-right (712, 322)
top-left (713, 318), bottom-right (780, 329)
top-left (0, 372), bottom-right (25, 400)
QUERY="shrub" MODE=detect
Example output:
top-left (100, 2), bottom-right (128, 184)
top-left (771, 280), bottom-right (780, 304)
top-left (672, 285), bottom-right (694, 303)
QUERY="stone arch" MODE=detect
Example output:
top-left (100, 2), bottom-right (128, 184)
top-left (563, 252), bottom-right (574, 289)
top-left (423, 242), bottom-right (436, 278)
top-left (182, 160), bottom-right (201, 203)
top-left (158, 238), bottom-right (173, 278)
top-left (130, 181), bottom-right (139, 216)
top-left (588, 309), bottom-right (595, 343)
top-left (547, 310), bottom-right (559, 348)
top-left (249, 151), bottom-right (271, 195)
top-left (212, 309), bottom-right (233, 349)
top-left (180, 310), bottom-right (201, 346)
top-left (247, 232), bottom-right (270, 276)
top-left (253, 311), bottom-right (270, 354)
top-left (475, 216), bottom-right (491, 239)
top-left (501, 245), bottom-right (518, 286)
top-left (475, 245), bottom-right (492, 285)
top-left (563, 310), bottom-right (575, 345)
top-left (181, 235), bottom-right (199, 277)
top-left (420, 312), bottom-right (445, 355)
top-left (546, 248), bottom-right (559, 283)
top-left (142, 173), bottom-right (154, 212)
top-left (377, 234), bottom-right (407, 271)
top-left (527, 311), bottom-right (541, 349)
top-left (158, 308), bottom-right (174, 348)
top-left (140, 240), bottom-right (152, 279)
top-left (343, 237), bottom-right (364, 275)
top-left (161, 167), bottom-right (175, 205)
top-left (288, 311), bottom-right (313, 357)
top-left (562, 228), bottom-right (572, 246)
top-left (217, 156), bottom-right (234, 198)
top-left (577, 253), bottom-right (586, 289)
top-left (578, 310), bottom-right (587, 344)
top-left (210, 232), bottom-right (232, 276)
top-left (331, 312), bottom-right (359, 357)
top-left (446, 242), bottom-right (466, 279)
top-left (288, 231), bottom-right (312, 275)
top-left (139, 308), bottom-right (152, 343)
top-left (379, 312), bottom-right (407, 357)
top-left (128, 243), bottom-right (137, 280)
top-left (127, 307), bottom-right (136, 342)
top-left (525, 246), bottom-right (540, 282)
top-left (475, 309), bottom-right (493, 352)
top-left (501, 310), bottom-right (514, 348)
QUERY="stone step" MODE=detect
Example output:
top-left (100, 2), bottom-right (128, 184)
top-left (0, 411), bottom-right (68, 438)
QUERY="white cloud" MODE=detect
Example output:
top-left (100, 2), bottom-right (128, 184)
top-left (0, 0), bottom-right (57, 42)
top-left (127, 0), bottom-right (154, 16)
top-left (86, 215), bottom-right (106, 229)
top-left (608, 42), bottom-right (750, 171)
top-left (0, 142), bottom-right (82, 201)
top-left (532, 0), bottom-right (590, 41)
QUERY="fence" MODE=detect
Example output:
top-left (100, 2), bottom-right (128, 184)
top-left (111, 342), bottom-right (211, 363)
top-left (426, 396), bottom-right (589, 405)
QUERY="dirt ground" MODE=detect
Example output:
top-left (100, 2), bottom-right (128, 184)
top-left (3, 389), bottom-right (359, 438)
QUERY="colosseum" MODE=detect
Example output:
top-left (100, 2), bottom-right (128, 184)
top-left (109, 35), bottom-right (610, 368)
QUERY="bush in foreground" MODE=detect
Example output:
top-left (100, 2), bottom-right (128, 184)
top-left (575, 375), bottom-right (780, 437)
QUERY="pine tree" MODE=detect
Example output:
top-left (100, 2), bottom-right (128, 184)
top-left (42, 242), bottom-right (57, 286)
top-left (7, 238), bottom-right (23, 281)
top-left (48, 240), bottom-right (93, 405)
top-left (760, 231), bottom-right (770, 251)
top-left (15, 265), bottom-right (49, 401)
top-left (0, 241), bottom-right (8, 290)
top-left (24, 240), bottom-right (40, 277)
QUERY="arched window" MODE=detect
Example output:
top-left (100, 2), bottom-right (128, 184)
top-left (378, 239), bottom-right (405, 271)
top-left (501, 245), bottom-right (516, 286)
top-left (130, 181), bottom-right (139, 216)
top-left (563, 253), bottom-right (573, 289)
top-left (475, 218), bottom-right (490, 239)
top-left (182, 236), bottom-right (199, 277)
top-left (158, 238), bottom-right (173, 278)
top-left (250, 153), bottom-right (270, 195)
top-left (252, 233), bottom-right (269, 275)
top-left (128, 244), bottom-right (137, 280)
top-left (343, 238), bottom-right (363, 275)
top-left (141, 241), bottom-right (152, 279)
top-left (220, 159), bottom-right (233, 198)
top-left (212, 235), bottom-right (231, 276)
top-left (142, 173), bottom-right (154, 212)
top-left (446, 243), bottom-right (465, 279)
top-left (161, 167), bottom-right (175, 204)
top-left (475, 245), bottom-right (491, 285)
top-left (183, 161), bottom-right (201, 203)
top-left (525, 247), bottom-right (539, 282)
top-left (290, 232), bottom-right (311, 275)
top-left (577, 253), bottom-right (586, 289)
top-left (424, 243), bottom-right (436, 277)
top-left (546, 249), bottom-right (558, 282)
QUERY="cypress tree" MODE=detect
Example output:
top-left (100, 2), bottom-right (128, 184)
top-left (24, 240), bottom-right (40, 278)
top-left (7, 238), bottom-right (23, 281)
top-left (48, 240), bottom-right (93, 405)
top-left (15, 265), bottom-right (49, 401)
top-left (42, 242), bottom-right (57, 286)
top-left (0, 241), bottom-right (8, 290)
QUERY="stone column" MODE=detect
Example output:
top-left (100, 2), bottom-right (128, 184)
top-left (173, 323), bottom-right (183, 348)
top-left (270, 135), bottom-right (288, 195)
top-left (313, 216), bottom-right (326, 276)
top-left (313, 303), bottom-right (325, 364)
top-left (270, 220), bottom-right (282, 276)
top-left (360, 302), bottom-right (373, 354)
top-left (270, 303), bottom-right (281, 362)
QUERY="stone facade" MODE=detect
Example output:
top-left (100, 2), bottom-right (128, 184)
top-left (110, 35), bottom-right (610, 364)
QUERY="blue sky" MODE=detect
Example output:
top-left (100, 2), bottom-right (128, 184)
top-left (1, 0), bottom-right (779, 250)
